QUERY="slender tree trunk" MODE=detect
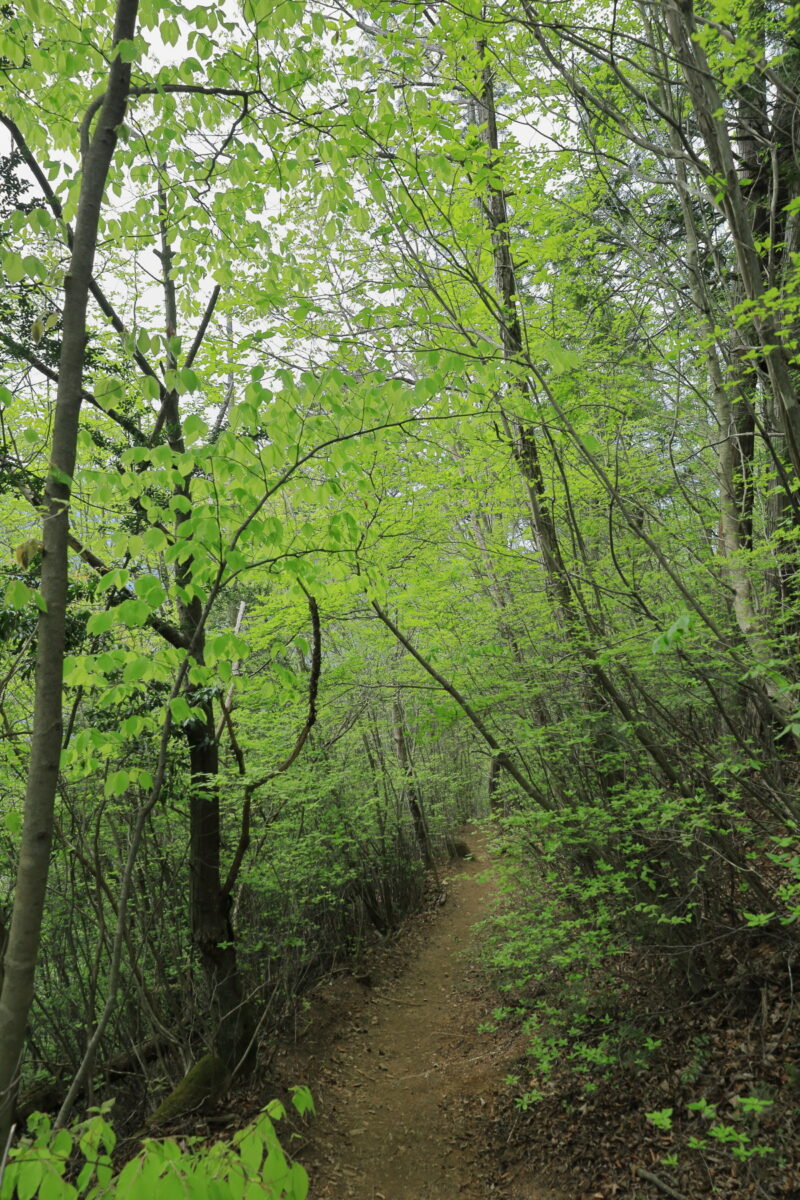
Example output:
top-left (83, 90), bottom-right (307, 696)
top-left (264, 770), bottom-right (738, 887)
top-left (650, 21), bottom-right (797, 721)
top-left (487, 754), bottom-right (502, 813)
top-left (158, 204), bottom-right (252, 1071)
top-left (392, 697), bottom-right (434, 868)
top-left (662, 0), bottom-right (800, 479)
top-left (475, 46), bottom-right (680, 792)
top-left (186, 709), bottom-right (252, 1068)
top-left (372, 601), bottom-right (554, 809)
top-left (0, 0), bottom-right (139, 1142)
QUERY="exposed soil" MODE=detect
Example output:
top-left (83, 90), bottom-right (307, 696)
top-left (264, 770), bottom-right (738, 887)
top-left (275, 829), bottom-right (564, 1200)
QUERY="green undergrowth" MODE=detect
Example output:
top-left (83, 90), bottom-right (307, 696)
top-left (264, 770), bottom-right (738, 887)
top-left (478, 794), bottom-right (800, 1189)
top-left (0, 1088), bottom-right (314, 1200)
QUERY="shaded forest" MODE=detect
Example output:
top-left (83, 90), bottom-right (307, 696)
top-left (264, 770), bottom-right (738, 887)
top-left (1, 0), bottom-right (800, 1195)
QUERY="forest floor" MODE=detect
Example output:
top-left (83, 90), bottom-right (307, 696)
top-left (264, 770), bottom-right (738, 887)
top-left (274, 827), bottom-right (564, 1200)
top-left (107, 821), bottom-right (799, 1198)
top-left (267, 829), bottom-right (800, 1200)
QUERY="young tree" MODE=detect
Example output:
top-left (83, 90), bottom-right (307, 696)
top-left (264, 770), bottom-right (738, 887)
top-left (0, 0), bottom-right (140, 1140)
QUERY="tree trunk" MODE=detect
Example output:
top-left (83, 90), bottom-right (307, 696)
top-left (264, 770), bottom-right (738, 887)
top-left (487, 754), bottom-right (502, 813)
top-left (157, 200), bottom-right (252, 1071)
top-left (187, 708), bottom-right (252, 1069)
top-left (0, 0), bottom-right (139, 1143)
top-left (392, 697), bottom-right (434, 868)
top-left (662, 0), bottom-right (800, 480)
top-left (475, 46), bottom-right (673, 793)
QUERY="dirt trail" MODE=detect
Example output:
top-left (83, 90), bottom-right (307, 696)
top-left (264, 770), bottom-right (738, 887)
top-left (283, 832), bottom-right (563, 1200)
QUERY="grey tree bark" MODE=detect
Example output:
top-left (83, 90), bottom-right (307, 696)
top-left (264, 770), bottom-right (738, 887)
top-left (0, 0), bottom-right (140, 1143)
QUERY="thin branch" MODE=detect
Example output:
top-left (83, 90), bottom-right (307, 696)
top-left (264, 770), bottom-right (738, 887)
top-left (0, 332), bottom-right (146, 444)
top-left (635, 1167), bottom-right (689, 1200)
top-left (0, 111), bottom-right (166, 393)
top-left (149, 285), bottom-right (222, 444)
top-left (222, 591), bottom-right (321, 897)
top-left (370, 600), bottom-right (551, 809)
top-left (81, 84), bottom-right (257, 156)
top-left (184, 285), bottom-right (221, 369)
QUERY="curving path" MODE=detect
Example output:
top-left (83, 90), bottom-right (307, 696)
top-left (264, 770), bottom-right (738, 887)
top-left (285, 832), bottom-right (563, 1200)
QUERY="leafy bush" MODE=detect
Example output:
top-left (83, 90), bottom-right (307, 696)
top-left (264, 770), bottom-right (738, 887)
top-left (0, 1088), bottom-right (314, 1200)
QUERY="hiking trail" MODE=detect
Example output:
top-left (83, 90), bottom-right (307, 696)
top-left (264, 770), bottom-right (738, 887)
top-left (278, 829), bottom-right (563, 1200)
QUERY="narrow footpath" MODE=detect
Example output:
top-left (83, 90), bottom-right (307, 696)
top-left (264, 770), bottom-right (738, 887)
top-left (280, 832), bottom-right (563, 1200)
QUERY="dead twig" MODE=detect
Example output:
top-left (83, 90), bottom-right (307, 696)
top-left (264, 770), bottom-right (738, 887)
top-left (635, 1166), bottom-right (689, 1200)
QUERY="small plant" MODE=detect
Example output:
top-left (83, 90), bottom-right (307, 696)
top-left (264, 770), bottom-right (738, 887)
top-left (514, 1088), bottom-right (543, 1111)
top-left (645, 1107), bottom-right (674, 1131)
top-left (0, 1089), bottom-right (315, 1200)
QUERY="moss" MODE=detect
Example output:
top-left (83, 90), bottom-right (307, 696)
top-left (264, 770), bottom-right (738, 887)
top-left (148, 1053), bottom-right (231, 1126)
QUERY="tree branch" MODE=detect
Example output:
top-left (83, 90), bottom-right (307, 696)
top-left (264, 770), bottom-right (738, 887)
top-left (222, 591), bottom-right (321, 896)
top-left (370, 600), bottom-right (551, 809)
top-left (149, 285), bottom-right (222, 444)
top-left (635, 1167), bottom-right (689, 1200)
top-left (0, 331), bottom-right (146, 445)
top-left (184, 285), bottom-right (221, 369)
top-left (0, 111), bottom-right (167, 398)
top-left (81, 84), bottom-right (258, 157)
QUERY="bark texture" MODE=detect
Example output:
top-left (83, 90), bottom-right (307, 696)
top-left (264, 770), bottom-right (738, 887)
top-left (0, 0), bottom-right (140, 1143)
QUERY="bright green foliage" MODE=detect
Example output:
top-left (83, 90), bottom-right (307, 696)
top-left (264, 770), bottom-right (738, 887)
top-left (0, 0), bottom-right (799, 1189)
top-left (0, 1092), bottom-right (314, 1200)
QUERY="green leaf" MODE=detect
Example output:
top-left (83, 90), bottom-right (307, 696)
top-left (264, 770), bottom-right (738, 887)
top-left (116, 598), bottom-right (151, 627)
top-left (541, 338), bottom-right (581, 374)
top-left (169, 696), bottom-right (194, 724)
top-left (289, 1086), bottom-right (315, 1117)
top-left (5, 580), bottom-right (35, 609)
top-left (237, 1129), bottom-right (263, 1175)
top-left (15, 1157), bottom-right (44, 1200)
top-left (140, 374), bottom-right (161, 401)
top-left (142, 527), bottom-right (169, 552)
top-left (134, 576), bottom-right (166, 609)
top-left (177, 368), bottom-right (199, 393)
top-left (4, 810), bottom-right (21, 834)
top-left (122, 657), bottom-right (150, 683)
top-left (3, 250), bottom-right (25, 283)
top-left (98, 568), bottom-right (131, 592)
top-left (95, 375), bottom-right (126, 408)
top-left (183, 413), bottom-right (207, 441)
top-left (161, 18), bottom-right (180, 45)
top-left (50, 1129), bottom-right (72, 1158)
top-left (23, 255), bottom-right (45, 280)
top-left (579, 433), bottom-right (603, 456)
top-left (645, 1107), bottom-right (673, 1130)
top-left (114, 1156), bottom-right (143, 1198)
top-left (105, 769), bottom-right (130, 797)
top-left (40, 1164), bottom-right (72, 1200)
top-left (289, 1161), bottom-right (309, 1199)
top-left (87, 609), bottom-right (116, 635)
top-left (144, 1168), bottom-right (184, 1200)
top-left (116, 38), bottom-right (137, 62)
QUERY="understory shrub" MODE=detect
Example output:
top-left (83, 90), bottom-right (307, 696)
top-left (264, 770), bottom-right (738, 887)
top-left (0, 1088), bottom-right (314, 1200)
